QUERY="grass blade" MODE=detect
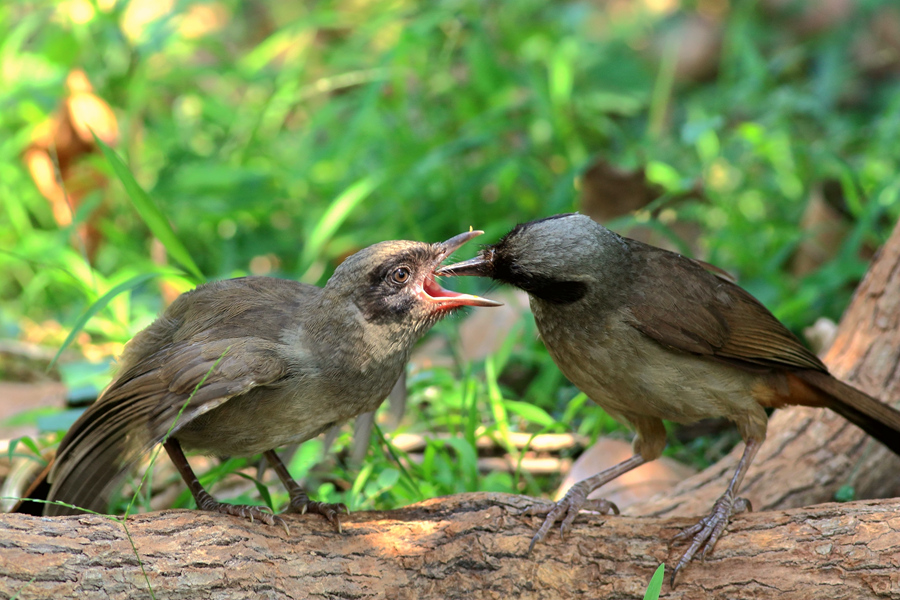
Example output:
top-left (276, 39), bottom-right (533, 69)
top-left (92, 133), bottom-right (204, 282)
top-left (49, 271), bottom-right (166, 369)
top-left (643, 564), bottom-right (665, 600)
top-left (300, 174), bottom-right (383, 276)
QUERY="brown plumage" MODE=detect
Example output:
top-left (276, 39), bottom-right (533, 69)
top-left (438, 213), bottom-right (900, 583)
top-left (46, 231), bottom-right (500, 527)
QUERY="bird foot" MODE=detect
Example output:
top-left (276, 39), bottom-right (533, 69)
top-left (286, 498), bottom-right (349, 533)
top-left (669, 491), bottom-right (751, 585)
top-left (526, 484), bottom-right (619, 553)
top-left (196, 495), bottom-right (289, 533)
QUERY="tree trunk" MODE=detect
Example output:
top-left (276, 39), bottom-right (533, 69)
top-left (1, 493), bottom-right (899, 600)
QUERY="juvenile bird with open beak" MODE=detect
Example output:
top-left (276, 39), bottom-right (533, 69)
top-left (46, 230), bottom-right (500, 529)
top-left (439, 213), bottom-right (900, 583)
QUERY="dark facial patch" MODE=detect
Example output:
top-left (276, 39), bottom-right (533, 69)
top-left (525, 278), bottom-right (588, 303)
top-left (355, 248), bottom-right (435, 324)
top-left (490, 255), bottom-right (587, 304)
top-left (484, 218), bottom-right (588, 305)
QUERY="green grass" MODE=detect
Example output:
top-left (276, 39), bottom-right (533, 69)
top-left (2, 0), bottom-right (900, 514)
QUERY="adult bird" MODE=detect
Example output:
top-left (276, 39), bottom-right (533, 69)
top-left (45, 230), bottom-right (501, 529)
top-left (438, 213), bottom-right (900, 581)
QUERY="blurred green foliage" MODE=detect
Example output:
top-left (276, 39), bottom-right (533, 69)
top-left (2, 0), bottom-right (900, 512)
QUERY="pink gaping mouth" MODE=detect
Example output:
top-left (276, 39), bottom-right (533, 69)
top-left (421, 274), bottom-right (502, 308)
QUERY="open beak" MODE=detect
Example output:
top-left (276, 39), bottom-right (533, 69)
top-left (435, 230), bottom-right (484, 262)
top-left (422, 230), bottom-right (502, 308)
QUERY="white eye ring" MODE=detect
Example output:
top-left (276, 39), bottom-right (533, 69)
top-left (391, 266), bottom-right (411, 284)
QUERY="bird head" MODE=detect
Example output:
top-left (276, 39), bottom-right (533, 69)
top-left (326, 230), bottom-right (502, 335)
top-left (437, 213), bottom-right (624, 304)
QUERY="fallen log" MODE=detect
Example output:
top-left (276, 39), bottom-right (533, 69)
top-left (1, 492), bottom-right (898, 600)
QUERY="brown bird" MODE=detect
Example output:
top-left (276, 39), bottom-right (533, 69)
top-left (45, 230), bottom-right (501, 528)
top-left (438, 213), bottom-right (900, 582)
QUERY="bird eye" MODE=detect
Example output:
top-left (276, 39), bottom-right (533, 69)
top-left (390, 266), bottom-right (411, 285)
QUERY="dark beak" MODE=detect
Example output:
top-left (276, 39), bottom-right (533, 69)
top-left (435, 253), bottom-right (494, 278)
top-left (424, 230), bottom-right (502, 308)
top-left (435, 230), bottom-right (485, 261)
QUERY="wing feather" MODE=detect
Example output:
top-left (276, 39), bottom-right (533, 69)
top-left (622, 242), bottom-right (826, 373)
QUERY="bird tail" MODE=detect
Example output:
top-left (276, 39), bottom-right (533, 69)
top-left (796, 370), bottom-right (900, 456)
top-left (44, 395), bottom-right (155, 517)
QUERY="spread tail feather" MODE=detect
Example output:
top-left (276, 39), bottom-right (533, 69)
top-left (44, 401), bottom-right (153, 516)
top-left (44, 441), bottom-right (133, 516)
top-left (45, 383), bottom-right (234, 517)
top-left (796, 370), bottom-right (900, 457)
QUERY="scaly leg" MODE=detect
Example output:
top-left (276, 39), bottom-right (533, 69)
top-left (264, 449), bottom-right (348, 532)
top-left (164, 439), bottom-right (287, 531)
top-left (528, 453), bottom-right (647, 552)
top-left (670, 438), bottom-right (761, 586)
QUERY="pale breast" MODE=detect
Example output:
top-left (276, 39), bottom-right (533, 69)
top-left (533, 302), bottom-right (768, 432)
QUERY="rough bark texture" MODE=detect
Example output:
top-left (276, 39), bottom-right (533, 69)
top-left (1, 493), bottom-right (900, 600)
top-left (629, 219), bottom-right (900, 519)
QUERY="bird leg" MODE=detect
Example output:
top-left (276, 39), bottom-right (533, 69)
top-left (670, 437), bottom-right (761, 585)
top-left (264, 449), bottom-right (348, 533)
top-left (163, 439), bottom-right (287, 531)
top-left (527, 453), bottom-right (647, 552)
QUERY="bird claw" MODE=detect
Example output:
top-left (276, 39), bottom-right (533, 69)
top-left (583, 498), bottom-right (620, 515)
top-left (522, 501), bottom-right (555, 517)
top-left (198, 498), bottom-right (289, 533)
top-left (669, 492), bottom-right (750, 586)
top-left (287, 499), bottom-right (349, 533)
top-left (526, 485), bottom-right (619, 553)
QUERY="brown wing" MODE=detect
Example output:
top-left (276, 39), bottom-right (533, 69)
top-left (621, 241), bottom-right (826, 373)
top-left (45, 277), bottom-right (311, 515)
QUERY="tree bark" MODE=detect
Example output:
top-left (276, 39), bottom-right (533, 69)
top-left (1, 493), bottom-right (899, 600)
